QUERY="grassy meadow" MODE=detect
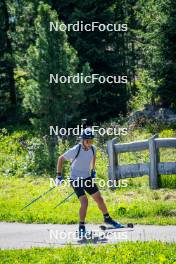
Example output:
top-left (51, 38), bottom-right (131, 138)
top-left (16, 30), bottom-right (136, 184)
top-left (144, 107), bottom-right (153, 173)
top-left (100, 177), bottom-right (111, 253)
top-left (0, 241), bottom-right (176, 264)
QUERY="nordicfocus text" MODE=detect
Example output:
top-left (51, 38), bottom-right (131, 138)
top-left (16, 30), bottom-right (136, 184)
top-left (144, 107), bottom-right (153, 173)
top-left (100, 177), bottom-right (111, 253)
top-left (49, 74), bottom-right (127, 84)
top-left (49, 125), bottom-right (128, 137)
top-left (50, 21), bottom-right (128, 32)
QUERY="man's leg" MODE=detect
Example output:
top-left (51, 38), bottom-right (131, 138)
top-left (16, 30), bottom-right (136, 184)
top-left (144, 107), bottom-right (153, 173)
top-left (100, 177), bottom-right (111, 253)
top-left (78, 194), bottom-right (88, 235)
top-left (85, 178), bottom-right (120, 227)
top-left (79, 195), bottom-right (88, 222)
top-left (70, 179), bottom-right (88, 233)
top-left (91, 191), bottom-right (119, 226)
top-left (91, 191), bottom-right (108, 214)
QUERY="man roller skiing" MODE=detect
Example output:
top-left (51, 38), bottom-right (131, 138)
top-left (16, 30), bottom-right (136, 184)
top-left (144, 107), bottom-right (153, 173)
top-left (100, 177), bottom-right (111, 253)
top-left (56, 128), bottom-right (121, 236)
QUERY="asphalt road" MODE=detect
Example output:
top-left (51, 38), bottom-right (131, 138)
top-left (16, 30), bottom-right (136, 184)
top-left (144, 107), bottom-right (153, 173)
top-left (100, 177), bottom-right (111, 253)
top-left (0, 222), bottom-right (175, 249)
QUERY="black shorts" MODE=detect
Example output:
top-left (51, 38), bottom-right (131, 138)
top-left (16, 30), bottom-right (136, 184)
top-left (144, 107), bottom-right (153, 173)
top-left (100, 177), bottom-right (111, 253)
top-left (70, 177), bottom-right (99, 198)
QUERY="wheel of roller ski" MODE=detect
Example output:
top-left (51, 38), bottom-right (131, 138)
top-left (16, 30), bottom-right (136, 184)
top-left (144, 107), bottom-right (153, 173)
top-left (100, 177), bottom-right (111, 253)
top-left (100, 225), bottom-right (106, 231)
top-left (127, 223), bottom-right (134, 228)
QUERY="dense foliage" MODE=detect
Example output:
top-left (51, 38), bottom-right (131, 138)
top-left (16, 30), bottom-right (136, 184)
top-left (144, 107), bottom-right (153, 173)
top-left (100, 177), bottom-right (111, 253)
top-left (0, 0), bottom-right (176, 125)
top-left (1, 0), bottom-right (176, 171)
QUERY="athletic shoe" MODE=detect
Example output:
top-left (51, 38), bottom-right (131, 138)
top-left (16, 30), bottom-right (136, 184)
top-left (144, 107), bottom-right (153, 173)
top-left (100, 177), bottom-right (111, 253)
top-left (104, 216), bottom-right (123, 228)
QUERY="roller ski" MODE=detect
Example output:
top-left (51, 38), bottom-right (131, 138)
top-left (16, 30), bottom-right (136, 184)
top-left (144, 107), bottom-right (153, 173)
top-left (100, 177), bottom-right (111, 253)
top-left (100, 215), bottom-right (134, 230)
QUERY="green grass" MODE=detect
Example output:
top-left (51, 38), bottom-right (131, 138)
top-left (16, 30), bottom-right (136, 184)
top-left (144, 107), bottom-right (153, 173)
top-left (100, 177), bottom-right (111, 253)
top-left (0, 242), bottom-right (176, 264)
top-left (0, 176), bottom-right (176, 225)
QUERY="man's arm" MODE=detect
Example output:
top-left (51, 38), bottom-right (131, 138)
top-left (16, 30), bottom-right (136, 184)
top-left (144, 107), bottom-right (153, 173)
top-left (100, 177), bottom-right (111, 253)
top-left (57, 155), bottom-right (65, 175)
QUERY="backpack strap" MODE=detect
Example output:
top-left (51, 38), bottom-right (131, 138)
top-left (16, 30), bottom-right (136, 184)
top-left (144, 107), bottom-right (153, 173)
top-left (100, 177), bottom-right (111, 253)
top-left (71, 144), bottom-right (81, 164)
top-left (91, 146), bottom-right (95, 156)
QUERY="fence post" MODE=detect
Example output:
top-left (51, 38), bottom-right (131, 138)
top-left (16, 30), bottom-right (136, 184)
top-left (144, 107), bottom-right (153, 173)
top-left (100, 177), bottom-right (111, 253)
top-left (149, 135), bottom-right (159, 189)
top-left (107, 138), bottom-right (118, 189)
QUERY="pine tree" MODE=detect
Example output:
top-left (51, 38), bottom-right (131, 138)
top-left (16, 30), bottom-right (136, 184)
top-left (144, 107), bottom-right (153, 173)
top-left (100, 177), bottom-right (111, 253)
top-left (114, 0), bottom-right (139, 105)
top-left (23, 3), bottom-right (90, 169)
top-left (24, 3), bottom-right (89, 130)
top-left (133, 0), bottom-right (166, 107)
top-left (158, 0), bottom-right (176, 108)
top-left (51, 0), bottom-right (129, 121)
top-left (7, 0), bottom-right (40, 68)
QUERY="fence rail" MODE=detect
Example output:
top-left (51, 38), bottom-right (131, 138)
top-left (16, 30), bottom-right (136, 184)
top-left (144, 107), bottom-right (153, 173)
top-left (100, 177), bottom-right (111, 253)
top-left (107, 135), bottom-right (176, 189)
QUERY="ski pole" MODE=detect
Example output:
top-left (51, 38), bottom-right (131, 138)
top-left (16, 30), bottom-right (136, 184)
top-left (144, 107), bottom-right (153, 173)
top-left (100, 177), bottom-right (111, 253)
top-left (54, 191), bottom-right (75, 209)
top-left (21, 186), bottom-right (56, 211)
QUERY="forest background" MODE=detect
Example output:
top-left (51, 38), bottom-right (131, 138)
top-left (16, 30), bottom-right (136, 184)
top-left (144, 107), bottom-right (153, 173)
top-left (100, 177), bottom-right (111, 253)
top-left (0, 0), bottom-right (176, 197)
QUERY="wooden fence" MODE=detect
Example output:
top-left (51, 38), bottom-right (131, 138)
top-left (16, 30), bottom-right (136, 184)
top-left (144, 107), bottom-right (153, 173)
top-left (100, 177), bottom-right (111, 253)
top-left (107, 135), bottom-right (176, 189)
